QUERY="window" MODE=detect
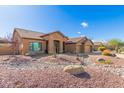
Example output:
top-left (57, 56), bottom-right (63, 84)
top-left (29, 42), bottom-right (42, 52)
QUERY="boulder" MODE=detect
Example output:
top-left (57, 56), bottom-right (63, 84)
top-left (63, 65), bottom-right (85, 75)
top-left (96, 58), bottom-right (105, 63)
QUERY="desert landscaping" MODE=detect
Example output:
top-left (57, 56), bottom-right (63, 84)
top-left (1, 29), bottom-right (124, 88)
top-left (0, 53), bottom-right (124, 88)
top-left (1, 5), bottom-right (124, 89)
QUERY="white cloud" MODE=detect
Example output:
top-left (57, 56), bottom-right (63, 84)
top-left (81, 22), bottom-right (88, 28)
top-left (77, 31), bottom-right (81, 34)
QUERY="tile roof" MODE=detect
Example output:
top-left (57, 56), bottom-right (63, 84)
top-left (14, 28), bottom-right (45, 40)
top-left (40, 31), bottom-right (68, 39)
top-left (65, 37), bottom-right (87, 43)
top-left (93, 42), bottom-right (103, 45)
top-left (14, 28), bottom-right (68, 40)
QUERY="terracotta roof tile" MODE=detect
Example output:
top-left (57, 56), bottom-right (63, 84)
top-left (93, 42), bottom-right (103, 45)
top-left (14, 28), bottom-right (68, 40)
top-left (40, 31), bottom-right (68, 39)
top-left (14, 28), bottom-right (45, 40)
top-left (65, 37), bottom-right (87, 43)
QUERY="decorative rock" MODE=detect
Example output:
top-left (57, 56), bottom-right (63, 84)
top-left (63, 65), bottom-right (85, 75)
top-left (96, 58), bottom-right (105, 62)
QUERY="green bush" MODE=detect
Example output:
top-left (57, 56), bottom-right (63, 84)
top-left (98, 46), bottom-right (106, 52)
top-left (97, 58), bottom-right (112, 64)
top-left (105, 60), bottom-right (112, 64)
top-left (100, 60), bottom-right (112, 64)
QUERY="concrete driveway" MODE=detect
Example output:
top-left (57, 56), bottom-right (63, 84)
top-left (116, 54), bottom-right (124, 59)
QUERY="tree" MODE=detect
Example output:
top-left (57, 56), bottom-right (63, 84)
top-left (107, 39), bottom-right (124, 52)
top-left (3, 33), bottom-right (12, 42)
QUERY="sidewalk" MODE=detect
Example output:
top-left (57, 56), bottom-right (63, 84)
top-left (116, 54), bottom-right (124, 59)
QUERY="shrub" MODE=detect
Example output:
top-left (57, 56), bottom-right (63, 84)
top-left (105, 60), bottom-right (112, 64)
top-left (102, 49), bottom-right (112, 56)
top-left (98, 46), bottom-right (106, 52)
top-left (101, 60), bottom-right (112, 64)
top-left (97, 58), bottom-right (105, 63)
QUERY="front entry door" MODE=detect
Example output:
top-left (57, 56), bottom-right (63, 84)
top-left (45, 40), bottom-right (48, 53)
top-left (54, 40), bottom-right (60, 53)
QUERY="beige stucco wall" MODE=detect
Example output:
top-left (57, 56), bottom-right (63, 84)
top-left (84, 40), bottom-right (93, 53)
top-left (22, 39), bottom-right (46, 55)
top-left (65, 43), bottom-right (76, 53)
top-left (42, 32), bottom-right (68, 54)
top-left (76, 44), bottom-right (84, 53)
top-left (65, 39), bottom-right (93, 53)
top-left (84, 45), bottom-right (91, 53)
top-left (93, 45), bottom-right (99, 51)
top-left (13, 31), bottom-right (23, 54)
top-left (76, 44), bottom-right (80, 53)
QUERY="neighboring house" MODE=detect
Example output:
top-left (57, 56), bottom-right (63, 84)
top-left (93, 42), bottom-right (103, 51)
top-left (12, 28), bottom-right (93, 55)
top-left (65, 37), bottom-right (93, 53)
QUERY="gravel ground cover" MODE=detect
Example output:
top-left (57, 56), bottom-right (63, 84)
top-left (0, 54), bottom-right (124, 88)
top-left (89, 55), bottom-right (124, 77)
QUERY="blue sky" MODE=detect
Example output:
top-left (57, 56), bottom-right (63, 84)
top-left (0, 5), bottom-right (124, 41)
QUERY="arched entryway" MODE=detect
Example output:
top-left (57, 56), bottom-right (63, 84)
top-left (54, 40), bottom-right (60, 53)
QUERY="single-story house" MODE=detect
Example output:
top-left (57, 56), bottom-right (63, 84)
top-left (12, 28), bottom-right (94, 55)
top-left (65, 37), bottom-right (93, 53)
top-left (13, 28), bottom-right (68, 55)
top-left (93, 42), bottom-right (103, 51)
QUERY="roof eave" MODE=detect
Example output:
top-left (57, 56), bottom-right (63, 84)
top-left (22, 37), bottom-right (46, 41)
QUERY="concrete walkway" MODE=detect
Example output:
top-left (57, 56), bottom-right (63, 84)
top-left (116, 54), bottom-right (124, 59)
